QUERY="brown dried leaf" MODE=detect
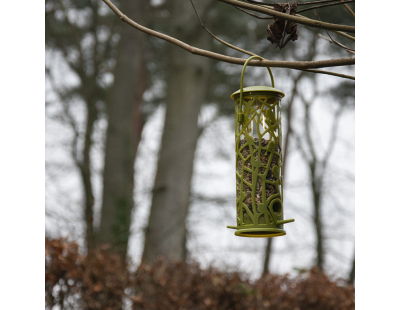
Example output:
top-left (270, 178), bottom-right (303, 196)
top-left (267, 2), bottom-right (299, 49)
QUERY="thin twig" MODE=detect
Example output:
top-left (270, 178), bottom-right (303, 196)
top-left (325, 32), bottom-right (355, 52)
top-left (297, 0), bottom-right (355, 14)
top-left (299, 69), bottom-right (354, 80)
top-left (235, 1), bottom-right (356, 42)
top-left (293, 131), bottom-right (311, 165)
top-left (190, 0), bottom-right (255, 56)
top-left (340, 0), bottom-right (355, 19)
top-left (219, 0), bottom-right (355, 33)
top-left (297, 16), bottom-right (355, 42)
top-left (332, 31), bottom-right (354, 41)
top-left (321, 107), bottom-right (343, 170)
top-left (318, 34), bottom-right (355, 55)
top-left (282, 71), bottom-right (306, 175)
top-left (243, 0), bottom-right (275, 7)
top-left (319, 34), bottom-right (333, 43)
top-left (303, 94), bottom-right (318, 161)
top-left (234, 5), bottom-right (273, 19)
top-left (299, 0), bottom-right (345, 5)
top-left (246, 0), bottom-right (346, 6)
top-left (102, 0), bottom-right (355, 71)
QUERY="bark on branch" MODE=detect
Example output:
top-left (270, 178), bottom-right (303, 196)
top-left (102, 0), bottom-right (354, 71)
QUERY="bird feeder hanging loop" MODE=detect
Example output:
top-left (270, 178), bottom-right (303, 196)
top-left (238, 55), bottom-right (275, 123)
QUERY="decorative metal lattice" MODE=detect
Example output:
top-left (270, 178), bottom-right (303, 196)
top-left (227, 56), bottom-right (294, 237)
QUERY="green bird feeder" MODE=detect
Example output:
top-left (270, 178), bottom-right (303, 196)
top-left (227, 56), bottom-right (294, 238)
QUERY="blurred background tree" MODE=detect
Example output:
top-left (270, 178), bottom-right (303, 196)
top-left (45, 0), bottom-right (355, 301)
top-left (46, 0), bottom-right (151, 258)
top-left (142, 0), bottom-right (213, 264)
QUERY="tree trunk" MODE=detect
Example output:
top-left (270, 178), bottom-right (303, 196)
top-left (263, 237), bottom-right (273, 275)
top-left (97, 0), bottom-right (148, 258)
top-left (348, 250), bottom-right (355, 285)
top-left (311, 170), bottom-right (325, 271)
top-left (80, 98), bottom-right (97, 251)
top-left (74, 78), bottom-right (100, 253)
top-left (142, 1), bottom-right (212, 264)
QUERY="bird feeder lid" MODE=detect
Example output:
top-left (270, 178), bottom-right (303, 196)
top-left (230, 86), bottom-right (285, 99)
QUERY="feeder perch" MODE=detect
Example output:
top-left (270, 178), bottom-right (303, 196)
top-left (227, 56), bottom-right (294, 237)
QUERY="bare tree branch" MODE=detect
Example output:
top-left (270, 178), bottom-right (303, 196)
top-left (321, 108), bottom-right (343, 171)
top-left (318, 34), bottom-right (355, 55)
top-left (219, 0), bottom-right (355, 33)
top-left (234, 5), bottom-right (273, 19)
top-left (241, 0), bottom-right (355, 41)
top-left (190, 0), bottom-right (354, 80)
top-left (298, 89), bottom-right (344, 174)
top-left (299, 69), bottom-right (354, 80)
top-left (282, 72), bottom-right (305, 174)
top-left (303, 97), bottom-right (318, 161)
top-left (245, 0), bottom-right (345, 6)
top-left (102, 0), bottom-right (354, 72)
top-left (333, 30), bottom-right (355, 41)
top-left (325, 32), bottom-right (354, 52)
top-left (297, 0), bottom-right (354, 14)
top-left (190, 0), bottom-right (255, 56)
top-left (340, 0), bottom-right (355, 19)
top-left (293, 131), bottom-right (312, 165)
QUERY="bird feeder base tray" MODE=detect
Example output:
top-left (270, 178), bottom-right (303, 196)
top-left (234, 227), bottom-right (286, 238)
